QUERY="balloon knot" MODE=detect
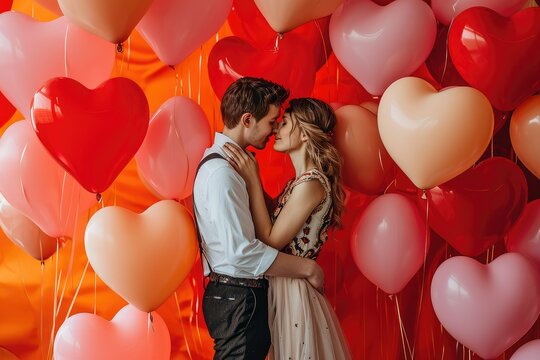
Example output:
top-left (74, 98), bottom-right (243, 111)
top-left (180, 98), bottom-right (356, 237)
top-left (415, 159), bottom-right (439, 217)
top-left (116, 43), bottom-right (124, 53)
top-left (96, 193), bottom-right (102, 202)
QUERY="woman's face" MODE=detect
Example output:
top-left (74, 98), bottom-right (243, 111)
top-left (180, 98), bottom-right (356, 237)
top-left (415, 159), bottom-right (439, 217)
top-left (273, 112), bottom-right (303, 153)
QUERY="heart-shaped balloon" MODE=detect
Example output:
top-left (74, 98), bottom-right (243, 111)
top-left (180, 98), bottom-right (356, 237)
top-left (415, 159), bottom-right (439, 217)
top-left (378, 77), bottom-right (494, 189)
top-left (351, 193), bottom-right (427, 294)
top-left (31, 77), bottom-right (149, 194)
top-left (0, 92), bottom-right (15, 128)
top-left (58, 0), bottom-right (153, 43)
top-left (85, 200), bottom-right (198, 312)
top-left (135, 96), bottom-right (211, 200)
top-left (510, 339), bottom-right (540, 360)
top-left (137, 0), bottom-right (231, 66)
top-left (507, 200), bottom-right (540, 268)
top-left (208, 35), bottom-right (318, 100)
top-left (432, 0), bottom-right (527, 25)
top-left (36, 0), bottom-right (62, 15)
top-left (54, 305), bottom-right (170, 360)
top-left (426, 157), bottom-right (528, 257)
top-left (0, 1), bottom-right (11, 12)
top-left (334, 104), bottom-right (395, 194)
top-left (254, 0), bottom-right (342, 33)
top-left (449, 7), bottom-right (540, 111)
top-left (431, 253), bottom-right (540, 359)
top-left (0, 121), bottom-right (95, 238)
top-left (0, 12), bottom-right (114, 119)
top-left (0, 194), bottom-right (59, 261)
top-left (329, 0), bottom-right (436, 95)
top-left (510, 95), bottom-right (540, 179)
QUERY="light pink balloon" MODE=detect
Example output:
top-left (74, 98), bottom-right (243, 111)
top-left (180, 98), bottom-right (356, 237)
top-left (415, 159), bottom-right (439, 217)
top-left (0, 121), bottom-right (96, 238)
top-left (431, 253), bottom-right (540, 360)
top-left (431, 0), bottom-right (528, 25)
top-left (329, 0), bottom-right (436, 95)
top-left (54, 305), bottom-right (171, 360)
top-left (0, 12), bottom-right (114, 118)
top-left (137, 0), bottom-right (232, 66)
top-left (507, 200), bottom-right (540, 268)
top-left (135, 96), bottom-right (211, 200)
top-left (351, 193), bottom-right (427, 294)
top-left (510, 339), bottom-right (540, 360)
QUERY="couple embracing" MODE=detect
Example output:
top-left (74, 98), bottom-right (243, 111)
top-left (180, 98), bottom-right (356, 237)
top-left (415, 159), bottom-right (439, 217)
top-left (193, 77), bottom-right (352, 359)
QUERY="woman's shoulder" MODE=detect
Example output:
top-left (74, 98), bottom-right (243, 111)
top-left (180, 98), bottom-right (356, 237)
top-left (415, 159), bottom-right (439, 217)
top-left (293, 169), bottom-right (330, 192)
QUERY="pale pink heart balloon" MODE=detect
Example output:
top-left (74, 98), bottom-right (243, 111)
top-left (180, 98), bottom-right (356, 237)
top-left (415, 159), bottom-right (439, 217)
top-left (510, 339), bottom-right (540, 360)
top-left (254, 0), bottom-right (342, 33)
top-left (507, 200), bottom-right (540, 268)
top-left (431, 0), bottom-right (528, 25)
top-left (0, 12), bottom-right (114, 118)
top-left (431, 253), bottom-right (540, 360)
top-left (351, 193), bottom-right (427, 294)
top-left (54, 305), bottom-right (171, 360)
top-left (378, 77), bottom-right (494, 189)
top-left (85, 200), bottom-right (198, 312)
top-left (329, 0), bottom-right (436, 95)
top-left (0, 121), bottom-right (96, 238)
top-left (137, 0), bottom-right (232, 66)
top-left (135, 96), bottom-right (211, 200)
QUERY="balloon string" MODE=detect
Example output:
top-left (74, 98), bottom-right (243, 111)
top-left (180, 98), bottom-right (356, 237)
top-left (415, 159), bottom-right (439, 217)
top-left (40, 259), bottom-right (45, 360)
top-left (174, 67), bottom-right (179, 97)
top-left (127, 36), bottom-right (131, 71)
top-left (47, 242), bottom-right (60, 360)
top-left (63, 24), bottom-right (69, 78)
top-left (174, 291), bottom-right (194, 360)
top-left (395, 295), bottom-right (413, 360)
top-left (64, 260), bottom-right (90, 322)
top-left (198, 46), bottom-right (203, 106)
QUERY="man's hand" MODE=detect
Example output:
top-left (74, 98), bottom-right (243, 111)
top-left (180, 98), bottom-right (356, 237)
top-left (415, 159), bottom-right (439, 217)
top-left (306, 261), bottom-right (325, 294)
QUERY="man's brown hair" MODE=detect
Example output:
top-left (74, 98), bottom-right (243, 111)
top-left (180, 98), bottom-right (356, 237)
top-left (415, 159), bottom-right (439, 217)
top-left (220, 77), bottom-right (289, 128)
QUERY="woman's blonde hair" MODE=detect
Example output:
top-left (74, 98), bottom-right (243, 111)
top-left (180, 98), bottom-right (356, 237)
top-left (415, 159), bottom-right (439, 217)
top-left (286, 98), bottom-right (345, 227)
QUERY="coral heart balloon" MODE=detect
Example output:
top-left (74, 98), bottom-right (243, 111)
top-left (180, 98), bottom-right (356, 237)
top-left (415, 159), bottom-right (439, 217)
top-left (137, 0), bottom-right (231, 66)
top-left (449, 7), bottom-right (540, 111)
top-left (58, 0), bottom-right (153, 43)
top-left (254, 0), bottom-right (342, 33)
top-left (31, 77), bottom-right (149, 194)
top-left (208, 36), bottom-right (318, 100)
top-left (136, 96), bottom-right (211, 201)
top-left (507, 200), bottom-right (540, 268)
top-left (510, 95), bottom-right (540, 179)
top-left (378, 77), bottom-right (493, 190)
top-left (426, 157), bottom-right (528, 257)
top-left (0, 194), bottom-right (59, 261)
top-left (334, 104), bottom-right (395, 194)
top-left (510, 339), bottom-right (540, 360)
top-left (0, 12), bottom-right (114, 119)
top-left (432, 0), bottom-right (527, 25)
top-left (85, 200), bottom-right (198, 312)
top-left (0, 121), bottom-right (96, 238)
top-left (0, 92), bottom-right (15, 128)
top-left (431, 253), bottom-right (540, 359)
top-left (54, 305), bottom-right (171, 360)
top-left (330, 0), bottom-right (436, 95)
top-left (35, 0), bottom-right (62, 15)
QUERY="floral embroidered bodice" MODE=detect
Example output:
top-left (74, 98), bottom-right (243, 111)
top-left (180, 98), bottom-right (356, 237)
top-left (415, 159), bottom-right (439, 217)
top-left (271, 169), bottom-right (332, 260)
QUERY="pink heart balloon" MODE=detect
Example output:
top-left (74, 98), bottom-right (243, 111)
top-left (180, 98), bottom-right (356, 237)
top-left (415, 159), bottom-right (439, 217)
top-left (54, 305), bottom-right (171, 360)
top-left (431, 0), bottom-right (528, 25)
top-left (510, 339), bottom-right (540, 360)
top-left (351, 193), bottom-right (427, 294)
top-left (329, 0), bottom-right (436, 95)
top-left (378, 77), bottom-right (494, 189)
top-left (510, 95), bottom-right (540, 180)
top-left (431, 253), bottom-right (540, 359)
top-left (137, 0), bottom-right (232, 66)
top-left (135, 96), bottom-right (212, 200)
top-left (85, 200), bottom-right (198, 312)
top-left (0, 12), bottom-right (114, 118)
top-left (0, 121), bottom-right (95, 238)
top-left (507, 200), bottom-right (540, 268)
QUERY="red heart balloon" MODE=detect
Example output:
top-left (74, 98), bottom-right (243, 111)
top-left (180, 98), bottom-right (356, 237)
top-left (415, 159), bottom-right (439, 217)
top-left (31, 77), bottom-right (149, 194)
top-left (449, 7), bottom-right (540, 111)
top-left (0, 92), bottom-right (15, 127)
top-left (208, 35), bottom-right (318, 100)
top-left (425, 157), bottom-right (527, 257)
top-left (228, 0), bottom-right (331, 69)
top-left (0, 0), bottom-right (12, 12)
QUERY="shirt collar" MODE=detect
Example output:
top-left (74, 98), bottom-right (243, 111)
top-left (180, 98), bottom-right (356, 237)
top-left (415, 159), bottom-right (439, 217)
top-left (213, 132), bottom-right (241, 149)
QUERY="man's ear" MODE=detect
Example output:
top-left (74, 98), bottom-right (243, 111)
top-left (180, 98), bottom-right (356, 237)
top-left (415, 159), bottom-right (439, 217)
top-left (241, 113), bottom-right (252, 128)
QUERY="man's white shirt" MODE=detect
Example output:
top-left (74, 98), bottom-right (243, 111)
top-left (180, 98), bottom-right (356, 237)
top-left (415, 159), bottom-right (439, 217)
top-left (193, 133), bottom-right (278, 279)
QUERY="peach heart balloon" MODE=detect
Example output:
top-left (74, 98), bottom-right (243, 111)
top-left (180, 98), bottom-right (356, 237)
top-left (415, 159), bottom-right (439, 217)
top-left (58, 0), bottom-right (154, 43)
top-left (431, 253), bottom-right (540, 359)
top-left (378, 77), bottom-right (494, 190)
top-left (85, 200), bottom-right (198, 312)
top-left (54, 305), bottom-right (170, 360)
top-left (254, 0), bottom-right (342, 33)
top-left (510, 95), bottom-right (540, 180)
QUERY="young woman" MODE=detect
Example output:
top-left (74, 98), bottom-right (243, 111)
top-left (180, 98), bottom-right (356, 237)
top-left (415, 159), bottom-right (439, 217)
top-left (223, 98), bottom-right (352, 359)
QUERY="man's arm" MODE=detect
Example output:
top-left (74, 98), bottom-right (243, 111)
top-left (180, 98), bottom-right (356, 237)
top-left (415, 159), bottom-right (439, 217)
top-left (265, 252), bottom-right (324, 293)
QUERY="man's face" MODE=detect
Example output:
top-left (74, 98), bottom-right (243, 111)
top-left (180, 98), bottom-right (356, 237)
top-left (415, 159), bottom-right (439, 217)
top-left (246, 104), bottom-right (280, 150)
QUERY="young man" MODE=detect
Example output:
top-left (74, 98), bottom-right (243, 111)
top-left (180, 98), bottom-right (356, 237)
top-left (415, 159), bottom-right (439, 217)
top-left (193, 77), bottom-right (324, 359)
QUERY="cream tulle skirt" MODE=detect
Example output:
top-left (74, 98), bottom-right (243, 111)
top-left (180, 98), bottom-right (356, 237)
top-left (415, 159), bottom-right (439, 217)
top-left (268, 277), bottom-right (352, 360)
